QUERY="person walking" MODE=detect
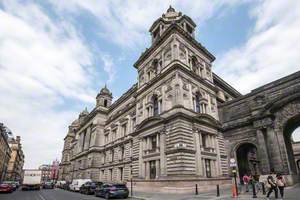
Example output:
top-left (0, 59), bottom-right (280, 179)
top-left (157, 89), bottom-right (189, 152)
top-left (242, 174), bottom-right (250, 192)
top-left (266, 170), bottom-right (278, 199)
top-left (276, 173), bottom-right (286, 199)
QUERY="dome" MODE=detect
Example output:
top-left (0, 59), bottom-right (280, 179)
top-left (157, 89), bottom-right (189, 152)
top-left (97, 84), bottom-right (113, 98)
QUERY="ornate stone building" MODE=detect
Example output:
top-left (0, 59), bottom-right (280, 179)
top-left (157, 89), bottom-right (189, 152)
top-left (59, 7), bottom-right (239, 192)
top-left (5, 136), bottom-right (25, 182)
top-left (59, 7), bottom-right (300, 191)
top-left (0, 123), bottom-right (12, 183)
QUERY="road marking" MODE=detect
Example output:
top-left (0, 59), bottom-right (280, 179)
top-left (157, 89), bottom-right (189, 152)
top-left (38, 193), bottom-right (46, 200)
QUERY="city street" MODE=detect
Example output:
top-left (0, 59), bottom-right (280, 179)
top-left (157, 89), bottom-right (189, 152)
top-left (1, 184), bottom-right (300, 200)
top-left (0, 188), bottom-right (139, 200)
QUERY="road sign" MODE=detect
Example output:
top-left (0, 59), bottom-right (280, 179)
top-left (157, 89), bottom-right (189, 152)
top-left (230, 163), bottom-right (237, 167)
top-left (230, 158), bottom-right (236, 164)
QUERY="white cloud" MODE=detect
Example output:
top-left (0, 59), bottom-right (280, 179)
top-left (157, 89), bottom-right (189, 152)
top-left (0, 1), bottom-right (98, 168)
top-left (215, 0), bottom-right (300, 94)
top-left (2, 0), bottom-right (300, 168)
top-left (50, 0), bottom-right (246, 49)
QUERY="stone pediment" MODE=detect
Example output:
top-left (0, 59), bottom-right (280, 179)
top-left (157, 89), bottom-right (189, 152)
top-left (136, 116), bottom-right (164, 131)
top-left (194, 113), bottom-right (221, 128)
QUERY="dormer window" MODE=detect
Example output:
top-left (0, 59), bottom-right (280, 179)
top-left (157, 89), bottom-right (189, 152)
top-left (186, 24), bottom-right (194, 35)
top-left (152, 27), bottom-right (160, 41)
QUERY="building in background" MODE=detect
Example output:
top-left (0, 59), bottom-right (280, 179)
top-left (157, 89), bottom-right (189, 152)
top-left (50, 159), bottom-right (59, 181)
top-left (39, 164), bottom-right (51, 182)
top-left (0, 123), bottom-right (12, 183)
top-left (5, 135), bottom-right (25, 182)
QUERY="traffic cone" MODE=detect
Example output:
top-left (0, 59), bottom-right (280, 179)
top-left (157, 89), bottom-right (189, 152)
top-left (232, 184), bottom-right (238, 198)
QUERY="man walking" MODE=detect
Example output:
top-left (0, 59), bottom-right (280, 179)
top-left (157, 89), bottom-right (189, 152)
top-left (266, 170), bottom-right (278, 199)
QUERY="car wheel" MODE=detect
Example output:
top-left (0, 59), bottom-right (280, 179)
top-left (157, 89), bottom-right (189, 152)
top-left (105, 193), bottom-right (110, 199)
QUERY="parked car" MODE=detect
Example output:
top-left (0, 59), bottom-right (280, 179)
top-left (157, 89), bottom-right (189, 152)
top-left (69, 179), bottom-right (91, 192)
top-left (0, 184), bottom-right (14, 193)
top-left (79, 181), bottom-right (102, 195)
top-left (94, 183), bottom-right (129, 199)
top-left (55, 181), bottom-right (66, 188)
top-left (2, 181), bottom-right (17, 191)
top-left (43, 181), bottom-right (54, 189)
top-left (63, 182), bottom-right (71, 190)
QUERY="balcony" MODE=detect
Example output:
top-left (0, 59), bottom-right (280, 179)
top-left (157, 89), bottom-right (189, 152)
top-left (143, 147), bottom-right (160, 156)
top-left (201, 146), bottom-right (216, 153)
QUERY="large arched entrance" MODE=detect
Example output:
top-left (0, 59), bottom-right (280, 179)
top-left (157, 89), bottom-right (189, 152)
top-left (283, 114), bottom-right (300, 175)
top-left (236, 143), bottom-right (259, 183)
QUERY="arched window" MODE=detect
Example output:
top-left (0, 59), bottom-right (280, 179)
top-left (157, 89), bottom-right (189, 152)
top-left (152, 59), bottom-right (159, 74)
top-left (153, 95), bottom-right (159, 116)
top-left (104, 99), bottom-right (108, 107)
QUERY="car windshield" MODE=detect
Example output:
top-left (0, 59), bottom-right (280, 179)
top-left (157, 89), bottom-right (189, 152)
top-left (113, 184), bottom-right (126, 189)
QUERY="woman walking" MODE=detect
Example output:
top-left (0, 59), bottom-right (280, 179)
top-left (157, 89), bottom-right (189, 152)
top-left (276, 173), bottom-right (286, 199)
top-left (266, 170), bottom-right (278, 199)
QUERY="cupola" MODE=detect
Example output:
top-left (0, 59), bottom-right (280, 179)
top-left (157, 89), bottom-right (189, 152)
top-left (149, 6), bottom-right (196, 43)
top-left (96, 85), bottom-right (113, 108)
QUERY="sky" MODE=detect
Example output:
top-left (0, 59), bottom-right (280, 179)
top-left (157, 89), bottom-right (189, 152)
top-left (0, 0), bottom-right (300, 168)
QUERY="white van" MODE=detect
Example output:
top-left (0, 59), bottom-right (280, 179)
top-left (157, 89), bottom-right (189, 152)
top-left (69, 179), bottom-right (91, 192)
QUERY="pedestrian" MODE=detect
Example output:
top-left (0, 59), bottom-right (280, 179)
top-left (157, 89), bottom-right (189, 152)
top-left (242, 173), bottom-right (250, 192)
top-left (266, 170), bottom-right (278, 199)
top-left (276, 173), bottom-right (286, 199)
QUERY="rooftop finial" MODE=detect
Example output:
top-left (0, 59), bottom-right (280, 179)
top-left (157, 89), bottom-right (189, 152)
top-left (167, 5), bottom-right (175, 13)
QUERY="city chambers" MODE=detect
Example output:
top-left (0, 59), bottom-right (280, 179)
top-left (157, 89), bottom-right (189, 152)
top-left (58, 7), bottom-right (300, 193)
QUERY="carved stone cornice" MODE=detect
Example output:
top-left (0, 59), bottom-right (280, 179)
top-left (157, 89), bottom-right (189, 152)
top-left (253, 117), bottom-right (274, 129)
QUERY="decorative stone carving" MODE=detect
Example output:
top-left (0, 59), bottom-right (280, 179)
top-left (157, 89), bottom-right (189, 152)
top-left (253, 118), bottom-right (273, 128)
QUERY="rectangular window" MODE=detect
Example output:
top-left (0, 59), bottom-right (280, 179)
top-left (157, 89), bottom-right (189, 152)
top-left (119, 167), bottom-right (123, 181)
top-left (122, 124), bottom-right (127, 136)
top-left (151, 135), bottom-right (157, 150)
top-left (120, 146), bottom-right (124, 159)
top-left (201, 134), bottom-right (206, 148)
top-left (111, 150), bottom-right (114, 162)
top-left (149, 161), bottom-right (156, 179)
top-left (205, 159), bottom-right (211, 178)
top-left (100, 170), bottom-right (104, 181)
top-left (109, 169), bottom-right (113, 181)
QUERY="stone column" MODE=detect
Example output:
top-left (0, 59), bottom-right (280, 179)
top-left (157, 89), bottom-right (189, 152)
top-left (256, 129), bottom-right (270, 174)
top-left (155, 160), bottom-right (160, 178)
top-left (145, 161), bottom-right (150, 180)
top-left (156, 134), bottom-right (159, 151)
top-left (138, 139), bottom-right (143, 178)
top-left (160, 131), bottom-right (167, 176)
top-left (194, 129), bottom-right (202, 176)
top-left (266, 127), bottom-right (284, 173)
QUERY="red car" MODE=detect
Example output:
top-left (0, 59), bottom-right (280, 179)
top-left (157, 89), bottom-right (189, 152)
top-left (0, 183), bottom-right (14, 193)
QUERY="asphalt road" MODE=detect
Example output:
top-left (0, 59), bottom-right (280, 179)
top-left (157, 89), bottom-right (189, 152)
top-left (0, 188), bottom-right (134, 200)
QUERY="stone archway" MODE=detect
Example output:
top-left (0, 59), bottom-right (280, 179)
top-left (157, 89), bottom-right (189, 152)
top-left (235, 143), bottom-right (259, 183)
top-left (273, 100), bottom-right (300, 176)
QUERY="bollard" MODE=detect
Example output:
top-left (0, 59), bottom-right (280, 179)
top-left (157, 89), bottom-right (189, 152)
top-left (195, 184), bottom-right (198, 195)
top-left (262, 182), bottom-right (266, 195)
top-left (252, 182), bottom-right (257, 198)
top-left (216, 184), bottom-right (220, 197)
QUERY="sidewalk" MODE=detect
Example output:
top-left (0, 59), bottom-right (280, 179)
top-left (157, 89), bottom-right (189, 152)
top-left (132, 184), bottom-right (300, 200)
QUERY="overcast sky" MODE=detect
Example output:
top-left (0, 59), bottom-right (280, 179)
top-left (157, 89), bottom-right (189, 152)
top-left (1, 0), bottom-right (300, 168)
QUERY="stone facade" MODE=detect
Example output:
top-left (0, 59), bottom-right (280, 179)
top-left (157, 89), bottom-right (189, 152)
top-left (0, 123), bottom-right (12, 182)
top-left (5, 136), bottom-right (25, 182)
top-left (59, 7), bottom-right (300, 191)
top-left (219, 71), bottom-right (300, 185)
top-left (59, 7), bottom-right (239, 191)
